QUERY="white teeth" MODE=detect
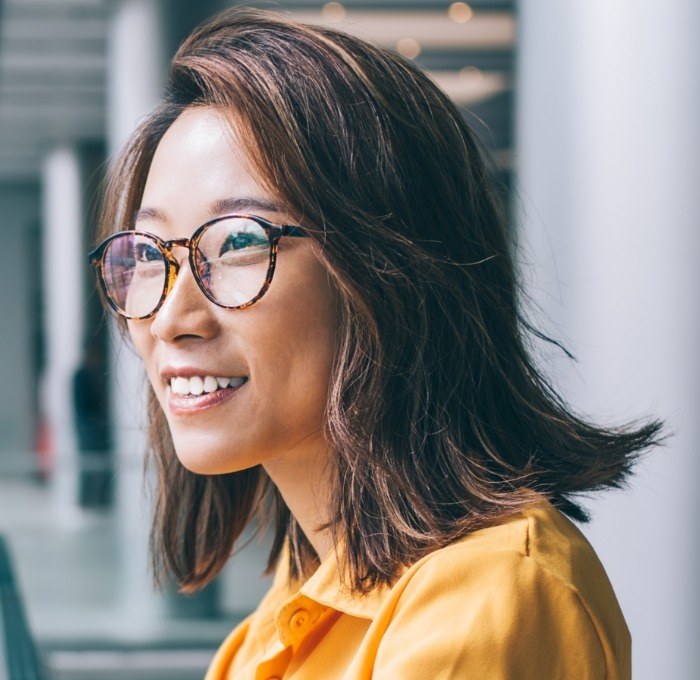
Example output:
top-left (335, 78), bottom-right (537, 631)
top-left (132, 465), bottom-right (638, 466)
top-left (189, 376), bottom-right (204, 395)
top-left (169, 375), bottom-right (246, 396)
top-left (172, 377), bottom-right (190, 396)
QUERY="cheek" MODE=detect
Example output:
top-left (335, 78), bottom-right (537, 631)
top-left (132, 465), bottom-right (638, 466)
top-left (286, 314), bottom-right (337, 406)
top-left (126, 319), bottom-right (148, 358)
top-left (127, 319), bottom-right (161, 388)
top-left (250, 265), bottom-right (339, 421)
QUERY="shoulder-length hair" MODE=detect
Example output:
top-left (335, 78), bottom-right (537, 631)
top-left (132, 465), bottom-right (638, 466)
top-left (99, 7), bottom-right (662, 593)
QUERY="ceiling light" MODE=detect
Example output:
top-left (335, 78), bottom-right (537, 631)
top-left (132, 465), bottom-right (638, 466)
top-left (294, 11), bottom-right (515, 50)
top-left (322, 2), bottom-right (346, 22)
top-left (396, 37), bottom-right (421, 59)
top-left (448, 2), bottom-right (474, 24)
top-left (459, 65), bottom-right (484, 82)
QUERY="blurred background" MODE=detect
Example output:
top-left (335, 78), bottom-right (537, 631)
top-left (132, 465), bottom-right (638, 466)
top-left (0, 0), bottom-right (697, 678)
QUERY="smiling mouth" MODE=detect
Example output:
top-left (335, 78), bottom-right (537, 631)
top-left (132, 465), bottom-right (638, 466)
top-left (169, 375), bottom-right (248, 396)
top-left (167, 375), bottom-right (248, 416)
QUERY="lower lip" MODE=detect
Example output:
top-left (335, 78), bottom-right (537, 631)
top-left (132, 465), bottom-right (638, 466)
top-left (168, 381), bottom-right (247, 416)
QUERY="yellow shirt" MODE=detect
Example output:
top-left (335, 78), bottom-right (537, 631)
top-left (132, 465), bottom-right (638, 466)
top-left (205, 500), bottom-right (630, 679)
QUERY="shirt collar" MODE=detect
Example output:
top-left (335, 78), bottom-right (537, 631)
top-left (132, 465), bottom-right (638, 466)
top-left (274, 543), bottom-right (397, 621)
top-left (299, 548), bottom-right (395, 620)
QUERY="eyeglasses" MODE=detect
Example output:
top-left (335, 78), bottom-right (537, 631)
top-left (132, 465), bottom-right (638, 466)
top-left (89, 213), bottom-right (307, 320)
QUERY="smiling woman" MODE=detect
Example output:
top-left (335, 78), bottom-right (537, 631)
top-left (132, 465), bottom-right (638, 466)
top-left (90, 7), bottom-right (661, 679)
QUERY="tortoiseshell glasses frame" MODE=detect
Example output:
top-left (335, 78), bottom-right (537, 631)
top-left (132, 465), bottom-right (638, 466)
top-left (88, 213), bottom-right (307, 320)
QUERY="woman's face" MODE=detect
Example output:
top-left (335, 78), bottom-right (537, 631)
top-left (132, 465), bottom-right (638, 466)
top-left (128, 106), bottom-right (339, 475)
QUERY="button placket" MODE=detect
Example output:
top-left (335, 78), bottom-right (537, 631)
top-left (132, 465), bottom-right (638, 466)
top-left (253, 645), bottom-right (292, 680)
top-left (291, 607), bottom-right (310, 631)
top-left (275, 595), bottom-right (324, 647)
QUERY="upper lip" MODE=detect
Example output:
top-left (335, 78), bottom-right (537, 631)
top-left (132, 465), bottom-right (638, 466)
top-left (160, 365), bottom-right (248, 383)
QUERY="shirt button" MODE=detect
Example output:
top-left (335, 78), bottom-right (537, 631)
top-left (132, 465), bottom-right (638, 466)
top-left (289, 608), bottom-right (311, 632)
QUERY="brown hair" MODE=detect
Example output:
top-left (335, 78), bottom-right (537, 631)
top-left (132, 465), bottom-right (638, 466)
top-left (99, 7), bottom-right (662, 593)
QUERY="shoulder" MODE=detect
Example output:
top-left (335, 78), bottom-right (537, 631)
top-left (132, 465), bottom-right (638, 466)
top-left (400, 499), bottom-right (611, 599)
top-left (371, 500), bottom-right (630, 679)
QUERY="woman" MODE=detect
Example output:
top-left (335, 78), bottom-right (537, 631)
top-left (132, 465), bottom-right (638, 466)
top-left (90, 8), bottom-right (661, 678)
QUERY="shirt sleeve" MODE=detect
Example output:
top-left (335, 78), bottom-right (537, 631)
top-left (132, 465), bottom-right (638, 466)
top-left (371, 548), bottom-right (607, 680)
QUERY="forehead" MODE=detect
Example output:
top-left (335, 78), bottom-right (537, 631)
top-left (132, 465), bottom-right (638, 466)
top-left (137, 107), bottom-right (280, 236)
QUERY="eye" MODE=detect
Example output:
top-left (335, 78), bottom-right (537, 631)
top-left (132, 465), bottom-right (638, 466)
top-left (215, 231), bottom-right (269, 266)
top-left (196, 218), bottom-right (271, 277)
top-left (218, 231), bottom-right (268, 256)
top-left (135, 241), bottom-right (162, 262)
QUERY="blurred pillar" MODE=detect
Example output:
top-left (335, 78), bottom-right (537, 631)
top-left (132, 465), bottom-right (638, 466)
top-left (106, 0), bottom-right (166, 626)
top-left (41, 145), bottom-right (83, 521)
top-left (105, 0), bottom-right (271, 625)
top-left (517, 1), bottom-right (700, 678)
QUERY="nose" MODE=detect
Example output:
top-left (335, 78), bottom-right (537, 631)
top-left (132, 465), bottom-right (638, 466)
top-left (149, 251), bottom-right (218, 343)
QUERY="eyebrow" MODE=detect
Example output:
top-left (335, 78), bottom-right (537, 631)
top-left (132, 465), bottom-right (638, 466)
top-left (132, 206), bottom-right (166, 223)
top-left (133, 196), bottom-right (284, 225)
top-left (210, 197), bottom-right (283, 216)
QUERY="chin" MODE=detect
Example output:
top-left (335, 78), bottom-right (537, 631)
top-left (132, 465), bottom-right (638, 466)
top-left (174, 448), bottom-right (256, 476)
top-left (169, 429), bottom-right (258, 476)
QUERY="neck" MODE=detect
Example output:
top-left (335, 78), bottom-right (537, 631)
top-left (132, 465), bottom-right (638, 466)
top-left (263, 435), bottom-right (335, 561)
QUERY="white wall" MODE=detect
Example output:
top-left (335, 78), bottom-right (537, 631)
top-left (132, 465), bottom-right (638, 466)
top-left (517, 1), bottom-right (700, 676)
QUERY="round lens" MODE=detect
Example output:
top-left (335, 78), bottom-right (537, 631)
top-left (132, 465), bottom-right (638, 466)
top-left (195, 218), bottom-right (271, 307)
top-left (102, 233), bottom-right (167, 317)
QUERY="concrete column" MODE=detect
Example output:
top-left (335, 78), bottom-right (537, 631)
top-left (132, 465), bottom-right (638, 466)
top-left (517, 1), bottom-right (700, 677)
top-left (107, 0), bottom-right (166, 150)
top-left (41, 145), bottom-right (83, 522)
top-left (106, 0), bottom-right (166, 626)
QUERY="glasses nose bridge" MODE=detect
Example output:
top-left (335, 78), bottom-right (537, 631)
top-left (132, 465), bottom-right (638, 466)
top-left (159, 237), bottom-right (198, 302)
top-left (161, 236), bottom-right (194, 267)
top-left (162, 237), bottom-right (191, 255)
